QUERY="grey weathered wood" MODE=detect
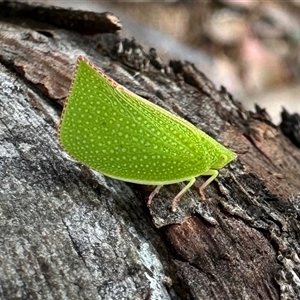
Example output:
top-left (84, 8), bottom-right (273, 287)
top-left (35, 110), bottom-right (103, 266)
top-left (1, 2), bottom-right (300, 300)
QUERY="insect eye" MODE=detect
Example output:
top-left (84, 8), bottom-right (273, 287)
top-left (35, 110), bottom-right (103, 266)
top-left (212, 153), bottom-right (229, 169)
top-left (220, 154), bottom-right (227, 164)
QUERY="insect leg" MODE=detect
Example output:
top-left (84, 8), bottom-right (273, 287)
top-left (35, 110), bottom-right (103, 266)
top-left (198, 170), bottom-right (219, 200)
top-left (147, 185), bottom-right (163, 206)
top-left (171, 178), bottom-right (196, 212)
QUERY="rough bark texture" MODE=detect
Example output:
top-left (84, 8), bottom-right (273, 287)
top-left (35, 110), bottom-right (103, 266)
top-left (1, 1), bottom-right (300, 300)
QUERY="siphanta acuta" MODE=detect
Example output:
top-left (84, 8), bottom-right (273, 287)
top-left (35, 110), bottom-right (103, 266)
top-left (59, 56), bottom-right (236, 212)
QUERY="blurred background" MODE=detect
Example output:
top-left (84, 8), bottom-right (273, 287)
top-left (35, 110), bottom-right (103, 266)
top-left (25, 0), bottom-right (300, 124)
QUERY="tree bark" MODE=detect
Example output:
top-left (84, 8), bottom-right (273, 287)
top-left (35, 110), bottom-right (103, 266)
top-left (0, 1), bottom-right (300, 300)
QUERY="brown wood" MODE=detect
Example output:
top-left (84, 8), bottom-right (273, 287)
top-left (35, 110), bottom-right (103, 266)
top-left (1, 2), bottom-right (299, 299)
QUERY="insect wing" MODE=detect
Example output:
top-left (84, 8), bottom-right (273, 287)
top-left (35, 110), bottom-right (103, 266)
top-left (59, 58), bottom-right (215, 184)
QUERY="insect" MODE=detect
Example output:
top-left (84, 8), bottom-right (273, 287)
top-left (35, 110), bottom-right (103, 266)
top-left (59, 56), bottom-right (236, 212)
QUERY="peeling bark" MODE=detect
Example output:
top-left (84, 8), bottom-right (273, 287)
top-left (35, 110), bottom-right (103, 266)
top-left (0, 2), bottom-right (300, 300)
